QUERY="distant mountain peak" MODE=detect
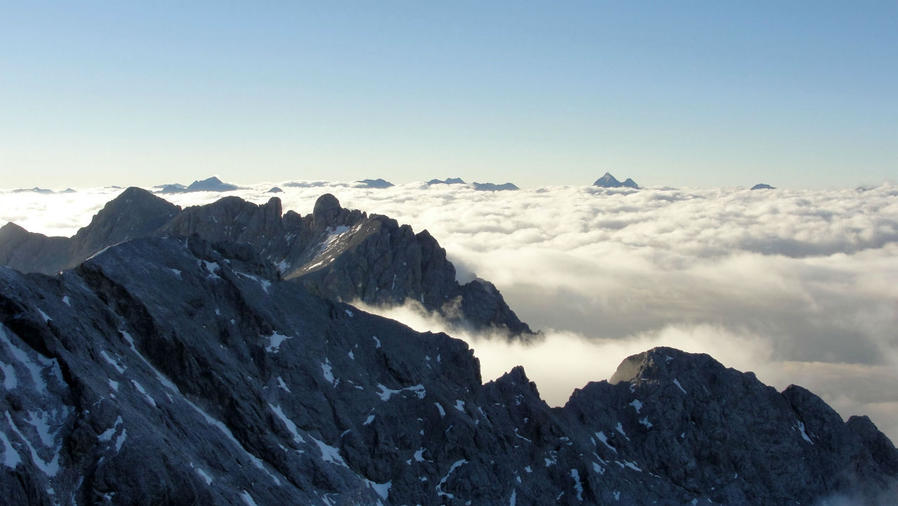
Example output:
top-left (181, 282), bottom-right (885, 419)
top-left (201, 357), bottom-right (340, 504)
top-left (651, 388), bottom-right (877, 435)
top-left (186, 176), bottom-right (239, 192)
top-left (0, 191), bottom-right (532, 336)
top-left (356, 178), bottom-right (394, 189)
top-left (751, 183), bottom-right (776, 190)
top-left (609, 346), bottom-right (708, 385)
top-left (473, 182), bottom-right (519, 191)
top-left (594, 172), bottom-right (639, 189)
top-left (428, 177), bottom-right (466, 185)
top-left (156, 176), bottom-right (239, 193)
top-left (12, 187), bottom-right (55, 194)
top-left (0, 221), bottom-right (27, 235)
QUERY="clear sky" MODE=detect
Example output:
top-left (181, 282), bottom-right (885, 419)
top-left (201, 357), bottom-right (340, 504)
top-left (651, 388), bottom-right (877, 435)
top-left (1, 1), bottom-right (895, 189)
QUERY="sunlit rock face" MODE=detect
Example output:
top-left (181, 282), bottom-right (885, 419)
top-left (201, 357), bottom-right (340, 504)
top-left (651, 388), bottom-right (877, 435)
top-left (0, 240), bottom-right (895, 504)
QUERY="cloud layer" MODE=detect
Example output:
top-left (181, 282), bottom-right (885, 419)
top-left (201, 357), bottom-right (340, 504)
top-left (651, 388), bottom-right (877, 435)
top-left (3, 180), bottom-right (898, 440)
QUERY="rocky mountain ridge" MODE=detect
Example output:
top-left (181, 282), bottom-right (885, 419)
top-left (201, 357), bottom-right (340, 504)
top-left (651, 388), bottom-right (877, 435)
top-left (0, 236), bottom-right (895, 504)
top-left (0, 188), bottom-right (531, 335)
top-left (594, 173), bottom-right (639, 189)
top-left (155, 176), bottom-right (240, 194)
top-left (472, 182), bottom-right (519, 192)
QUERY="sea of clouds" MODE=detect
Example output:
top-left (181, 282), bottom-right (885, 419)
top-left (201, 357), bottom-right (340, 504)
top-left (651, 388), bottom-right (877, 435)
top-left (3, 180), bottom-right (898, 441)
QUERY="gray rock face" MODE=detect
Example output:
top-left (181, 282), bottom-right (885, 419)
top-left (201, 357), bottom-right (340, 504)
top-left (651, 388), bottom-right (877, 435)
top-left (0, 246), bottom-right (894, 505)
top-left (0, 189), bottom-right (532, 336)
top-left (594, 172), bottom-right (639, 189)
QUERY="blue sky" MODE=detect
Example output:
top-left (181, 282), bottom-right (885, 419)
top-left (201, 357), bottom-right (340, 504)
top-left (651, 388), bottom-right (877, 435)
top-left (1, 1), bottom-right (895, 188)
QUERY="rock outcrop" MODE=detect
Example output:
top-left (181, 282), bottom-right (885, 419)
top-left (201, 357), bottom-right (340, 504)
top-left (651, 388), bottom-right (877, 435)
top-left (0, 189), bottom-right (532, 335)
top-left (0, 241), bottom-right (894, 505)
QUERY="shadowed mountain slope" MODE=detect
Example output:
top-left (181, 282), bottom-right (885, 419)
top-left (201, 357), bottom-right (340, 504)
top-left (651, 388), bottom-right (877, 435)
top-left (0, 238), bottom-right (894, 504)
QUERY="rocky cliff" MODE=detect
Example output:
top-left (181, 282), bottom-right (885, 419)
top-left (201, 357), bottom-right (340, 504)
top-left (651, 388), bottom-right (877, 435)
top-left (0, 236), bottom-right (895, 505)
top-left (0, 188), bottom-right (531, 335)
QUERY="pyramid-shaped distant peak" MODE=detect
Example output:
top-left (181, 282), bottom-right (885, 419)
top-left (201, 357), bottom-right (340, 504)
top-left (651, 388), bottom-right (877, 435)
top-left (594, 172), bottom-right (639, 189)
top-left (185, 176), bottom-right (239, 192)
top-left (593, 172), bottom-right (622, 187)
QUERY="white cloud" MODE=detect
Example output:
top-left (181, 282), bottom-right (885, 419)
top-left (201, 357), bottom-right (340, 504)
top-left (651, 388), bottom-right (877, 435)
top-left (2, 180), bottom-right (897, 440)
top-left (354, 300), bottom-right (774, 404)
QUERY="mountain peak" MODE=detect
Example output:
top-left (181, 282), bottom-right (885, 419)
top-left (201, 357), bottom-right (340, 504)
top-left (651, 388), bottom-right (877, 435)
top-left (0, 221), bottom-right (28, 237)
top-left (473, 182), bottom-right (519, 191)
top-left (594, 172), bottom-right (641, 189)
top-left (83, 186), bottom-right (178, 222)
top-left (185, 176), bottom-right (239, 192)
top-left (427, 177), bottom-right (466, 185)
top-left (112, 186), bottom-right (169, 205)
top-left (70, 187), bottom-right (181, 263)
top-left (156, 177), bottom-right (239, 193)
top-left (265, 196), bottom-right (283, 218)
top-left (357, 178), bottom-right (394, 189)
top-left (608, 347), bottom-right (716, 385)
top-left (594, 172), bottom-right (622, 187)
top-left (0, 192), bottom-right (531, 336)
top-left (313, 193), bottom-right (342, 218)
